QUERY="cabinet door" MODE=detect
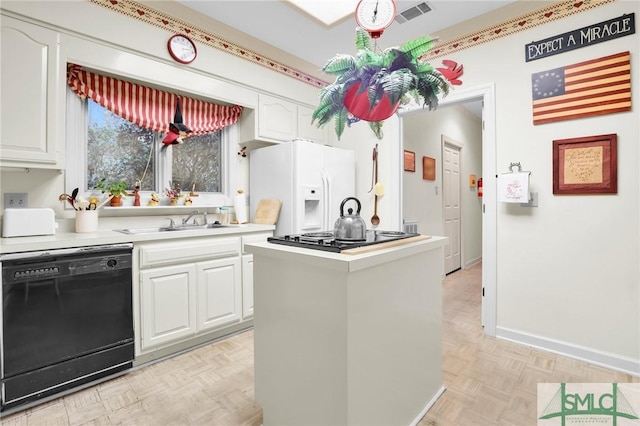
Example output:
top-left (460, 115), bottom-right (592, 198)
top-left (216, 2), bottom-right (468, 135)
top-left (258, 94), bottom-right (297, 141)
top-left (140, 264), bottom-right (197, 350)
top-left (197, 257), bottom-right (242, 332)
top-left (297, 105), bottom-right (327, 144)
top-left (241, 254), bottom-right (254, 319)
top-left (1, 16), bottom-right (62, 166)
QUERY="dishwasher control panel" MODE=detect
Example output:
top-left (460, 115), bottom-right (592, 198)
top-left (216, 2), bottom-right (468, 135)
top-left (1, 244), bottom-right (133, 284)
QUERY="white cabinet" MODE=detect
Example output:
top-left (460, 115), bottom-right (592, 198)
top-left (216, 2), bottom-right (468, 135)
top-left (0, 15), bottom-right (64, 168)
top-left (137, 237), bottom-right (242, 352)
top-left (258, 94), bottom-right (297, 141)
top-left (240, 232), bottom-right (272, 319)
top-left (239, 94), bottom-right (327, 146)
top-left (241, 255), bottom-right (254, 319)
top-left (198, 257), bottom-right (242, 332)
top-left (297, 104), bottom-right (328, 144)
top-left (140, 264), bottom-right (197, 350)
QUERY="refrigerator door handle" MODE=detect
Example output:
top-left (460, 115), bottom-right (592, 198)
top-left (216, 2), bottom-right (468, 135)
top-left (320, 169), bottom-right (330, 231)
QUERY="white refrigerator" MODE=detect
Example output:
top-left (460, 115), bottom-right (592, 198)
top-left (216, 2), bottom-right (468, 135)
top-left (249, 139), bottom-right (355, 236)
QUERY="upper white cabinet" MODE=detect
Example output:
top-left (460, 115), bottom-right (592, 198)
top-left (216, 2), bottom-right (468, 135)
top-left (258, 94), bottom-right (297, 141)
top-left (239, 94), bottom-right (327, 146)
top-left (297, 104), bottom-right (328, 144)
top-left (0, 15), bottom-right (64, 169)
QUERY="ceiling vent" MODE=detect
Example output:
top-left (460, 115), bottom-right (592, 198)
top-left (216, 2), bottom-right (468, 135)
top-left (395, 2), bottom-right (432, 24)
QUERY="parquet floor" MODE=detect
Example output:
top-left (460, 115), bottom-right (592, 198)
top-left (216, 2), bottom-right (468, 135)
top-left (2, 263), bottom-right (637, 425)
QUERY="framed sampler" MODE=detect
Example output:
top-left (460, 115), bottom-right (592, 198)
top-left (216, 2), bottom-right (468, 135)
top-left (404, 150), bottom-right (416, 172)
top-left (422, 156), bottom-right (436, 180)
top-left (552, 133), bottom-right (617, 195)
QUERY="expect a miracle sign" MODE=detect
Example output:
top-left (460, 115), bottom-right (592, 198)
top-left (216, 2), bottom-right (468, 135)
top-left (525, 13), bottom-right (635, 62)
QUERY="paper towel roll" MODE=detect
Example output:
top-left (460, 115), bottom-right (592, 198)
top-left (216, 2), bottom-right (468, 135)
top-left (234, 190), bottom-right (248, 224)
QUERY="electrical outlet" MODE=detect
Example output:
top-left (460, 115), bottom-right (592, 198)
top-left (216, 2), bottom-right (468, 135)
top-left (4, 193), bottom-right (28, 208)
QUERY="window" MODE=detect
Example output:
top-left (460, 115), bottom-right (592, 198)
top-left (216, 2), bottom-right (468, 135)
top-left (66, 88), bottom-right (239, 208)
top-left (86, 99), bottom-right (222, 193)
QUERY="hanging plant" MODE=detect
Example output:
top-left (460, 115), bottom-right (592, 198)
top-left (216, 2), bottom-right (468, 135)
top-left (312, 28), bottom-right (450, 140)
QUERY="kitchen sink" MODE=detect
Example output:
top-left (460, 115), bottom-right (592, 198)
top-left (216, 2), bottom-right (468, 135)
top-left (114, 223), bottom-right (227, 235)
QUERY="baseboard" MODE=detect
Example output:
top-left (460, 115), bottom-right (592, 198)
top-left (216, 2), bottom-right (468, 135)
top-left (464, 256), bottom-right (482, 269)
top-left (409, 385), bottom-right (446, 426)
top-left (496, 326), bottom-right (640, 377)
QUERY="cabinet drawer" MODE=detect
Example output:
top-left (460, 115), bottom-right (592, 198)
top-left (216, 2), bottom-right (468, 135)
top-left (241, 232), bottom-right (273, 254)
top-left (139, 237), bottom-right (241, 268)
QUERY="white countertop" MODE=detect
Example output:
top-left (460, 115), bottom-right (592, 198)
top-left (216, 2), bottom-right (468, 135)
top-left (0, 220), bottom-right (275, 254)
top-left (245, 235), bottom-right (447, 273)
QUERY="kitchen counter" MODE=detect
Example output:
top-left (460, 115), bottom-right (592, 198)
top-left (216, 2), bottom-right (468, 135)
top-left (246, 236), bottom-right (447, 426)
top-left (0, 219), bottom-right (275, 254)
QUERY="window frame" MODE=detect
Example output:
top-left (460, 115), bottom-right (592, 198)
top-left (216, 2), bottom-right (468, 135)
top-left (65, 86), bottom-right (239, 210)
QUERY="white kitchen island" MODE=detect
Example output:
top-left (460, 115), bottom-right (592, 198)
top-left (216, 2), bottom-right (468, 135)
top-left (245, 235), bottom-right (447, 426)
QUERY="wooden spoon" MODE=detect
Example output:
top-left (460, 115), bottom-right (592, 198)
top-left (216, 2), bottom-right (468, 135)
top-left (371, 195), bottom-right (380, 225)
top-left (371, 147), bottom-right (380, 225)
top-left (96, 195), bottom-right (114, 209)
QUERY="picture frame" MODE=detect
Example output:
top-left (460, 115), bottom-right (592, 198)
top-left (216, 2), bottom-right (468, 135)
top-left (404, 150), bottom-right (416, 172)
top-left (422, 156), bottom-right (436, 180)
top-left (469, 174), bottom-right (477, 187)
top-left (553, 133), bottom-right (617, 195)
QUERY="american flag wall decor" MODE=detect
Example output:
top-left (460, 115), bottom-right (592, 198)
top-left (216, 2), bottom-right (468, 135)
top-left (531, 51), bottom-right (631, 125)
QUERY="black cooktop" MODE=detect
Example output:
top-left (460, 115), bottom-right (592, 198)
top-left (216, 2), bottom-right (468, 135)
top-left (267, 230), bottom-right (420, 253)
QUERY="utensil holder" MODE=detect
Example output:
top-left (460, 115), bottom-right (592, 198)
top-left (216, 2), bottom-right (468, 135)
top-left (75, 210), bottom-right (99, 233)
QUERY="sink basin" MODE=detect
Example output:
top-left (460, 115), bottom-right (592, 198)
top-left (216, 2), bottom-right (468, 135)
top-left (114, 223), bottom-right (227, 235)
top-left (114, 226), bottom-right (180, 235)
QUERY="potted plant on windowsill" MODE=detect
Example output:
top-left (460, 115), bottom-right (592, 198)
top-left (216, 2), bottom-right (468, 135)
top-left (312, 28), bottom-right (450, 140)
top-left (164, 181), bottom-right (182, 206)
top-left (94, 178), bottom-right (128, 207)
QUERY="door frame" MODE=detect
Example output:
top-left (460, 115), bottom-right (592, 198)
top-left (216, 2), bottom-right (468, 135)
top-left (397, 83), bottom-right (496, 337)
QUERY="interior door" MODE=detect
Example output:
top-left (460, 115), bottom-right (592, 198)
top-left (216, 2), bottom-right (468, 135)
top-left (443, 141), bottom-right (461, 274)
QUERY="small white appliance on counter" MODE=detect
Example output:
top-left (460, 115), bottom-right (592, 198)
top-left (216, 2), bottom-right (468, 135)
top-left (250, 139), bottom-right (355, 236)
top-left (2, 208), bottom-right (57, 237)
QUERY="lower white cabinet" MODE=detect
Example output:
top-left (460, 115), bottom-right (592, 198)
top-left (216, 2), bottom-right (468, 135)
top-left (137, 237), bottom-right (243, 352)
top-left (140, 264), bottom-right (197, 350)
top-left (197, 257), bottom-right (242, 332)
top-left (134, 232), bottom-right (272, 356)
top-left (241, 255), bottom-right (254, 319)
top-left (240, 232), bottom-right (272, 319)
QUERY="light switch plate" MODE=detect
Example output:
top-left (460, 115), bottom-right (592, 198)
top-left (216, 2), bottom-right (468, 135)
top-left (4, 192), bottom-right (28, 208)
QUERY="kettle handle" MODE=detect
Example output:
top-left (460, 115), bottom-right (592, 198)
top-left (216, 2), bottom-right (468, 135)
top-left (339, 197), bottom-right (361, 216)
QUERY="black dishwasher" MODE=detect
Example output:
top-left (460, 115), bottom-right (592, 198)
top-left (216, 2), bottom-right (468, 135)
top-left (1, 243), bottom-right (134, 412)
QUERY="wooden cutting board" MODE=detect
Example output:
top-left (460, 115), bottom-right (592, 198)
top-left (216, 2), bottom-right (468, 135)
top-left (253, 199), bottom-right (282, 225)
top-left (341, 235), bottom-right (431, 255)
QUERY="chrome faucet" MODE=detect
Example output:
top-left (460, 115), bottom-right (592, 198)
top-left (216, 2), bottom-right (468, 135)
top-left (182, 209), bottom-right (200, 225)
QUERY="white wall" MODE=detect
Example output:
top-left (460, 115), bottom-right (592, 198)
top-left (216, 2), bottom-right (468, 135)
top-left (430, 1), bottom-right (640, 372)
top-left (330, 116), bottom-right (403, 232)
top-left (402, 105), bottom-right (483, 267)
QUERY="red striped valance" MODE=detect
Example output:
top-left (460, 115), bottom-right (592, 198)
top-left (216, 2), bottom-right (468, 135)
top-left (67, 64), bottom-right (242, 135)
